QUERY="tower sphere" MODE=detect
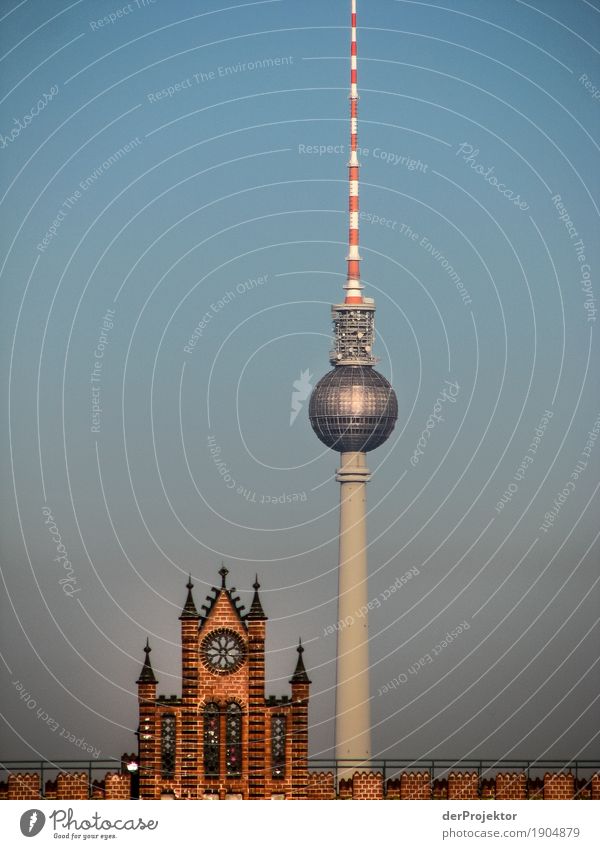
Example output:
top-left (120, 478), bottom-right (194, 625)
top-left (309, 365), bottom-right (398, 453)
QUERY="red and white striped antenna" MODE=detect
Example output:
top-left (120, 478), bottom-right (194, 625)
top-left (344, 0), bottom-right (363, 305)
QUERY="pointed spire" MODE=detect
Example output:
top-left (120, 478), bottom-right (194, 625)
top-left (218, 562), bottom-right (229, 589)
top-left (179, 575), bottom-right (200, 620)
top-left (246, 574), bottom-right (267, 621)
top-left (136, 638), bottom-right (157, 685)
top-left (289, 638), bottom-right (311, 684)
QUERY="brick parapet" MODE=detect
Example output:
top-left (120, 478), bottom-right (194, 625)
top-left (352, 771), bottom-right (384, 800)
top-left (57, 772), bottom-right (88, 800)
top-left (543, 772), bottom-right (575, 800)
top-left (448, 772), bottom-right (479, 800)
top-left (3, 768), bottom-right (599, 799)
top-left (307, 771), bottom-right (335, 799)
top-left (496, 772), bottom-right (527, 800)
top-left (105, 772), bottom-right (131, 800)
top-left (399, 771), bottom-right (431, 799)
top-left (8, 773), bottom-right (39, 799)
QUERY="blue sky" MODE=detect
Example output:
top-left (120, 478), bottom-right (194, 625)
top-left (1, 0), bottom-right (599, 767)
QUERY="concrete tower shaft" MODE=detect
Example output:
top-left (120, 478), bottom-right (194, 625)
top-left (335, 451), bottom-right (372, 768)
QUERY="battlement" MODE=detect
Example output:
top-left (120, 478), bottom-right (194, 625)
top-left (2, 767), bottom-right (598, 800)
top-left (305, 770), bottom-right (600, 800)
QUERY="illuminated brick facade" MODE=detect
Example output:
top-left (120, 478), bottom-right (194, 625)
top-left (136, 567), bottom-right (310, 800)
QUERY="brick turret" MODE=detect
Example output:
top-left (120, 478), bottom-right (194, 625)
top-left (179, 576), bottom-right (201, 798)
top-left (289, 639), bottom-right (310, 798)
top-left (246, 575), bottom-right (267, 798)
top-left (137, 639), bottom-right (158, 799)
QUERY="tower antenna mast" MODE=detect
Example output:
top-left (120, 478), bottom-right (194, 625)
top-left (345, 0), bottom-right (363, 305)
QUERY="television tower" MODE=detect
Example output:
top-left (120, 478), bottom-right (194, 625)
top-left (309, 0), bottom-right (398, 773)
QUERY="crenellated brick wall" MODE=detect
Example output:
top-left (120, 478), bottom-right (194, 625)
top-left (543, 772), bottom-right (575, 800)
top-left (448, 771), bottom-right (479, 799)
top-left (304, 770), bottom-right (599, 800)
top-left (496, 772), bottom-right (527, 800)
top-left (8, 772), bottom-right (40, 799)
top-left (8, 773), bottom-right (39, 799)
top-left (352, 771), bottom-right (384, 800)
top-left (400, 771), bottom-right (431, 799)
top-left (1, 770), bottom-right (130, 800)
top-left (307, 771), bottom-right (335, 799)
top-left (2, 768), bottom-right (599, 799)
top-left (57, 772), bottom-right (88, 799)
top-left (105, 773), bottom-right (131, 799)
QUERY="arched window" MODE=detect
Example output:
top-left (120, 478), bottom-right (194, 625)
top-left (271, 715), bottom-right (286, 779)
top-left (225, 703), bottom-right (242, 776)
top-left (203, 703), bottom-right (220, 777)
top-left (161, 714), bottom-right (176, 779)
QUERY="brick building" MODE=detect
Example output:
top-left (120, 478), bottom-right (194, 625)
top-left (135, 566), bottom-right (310, 800)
